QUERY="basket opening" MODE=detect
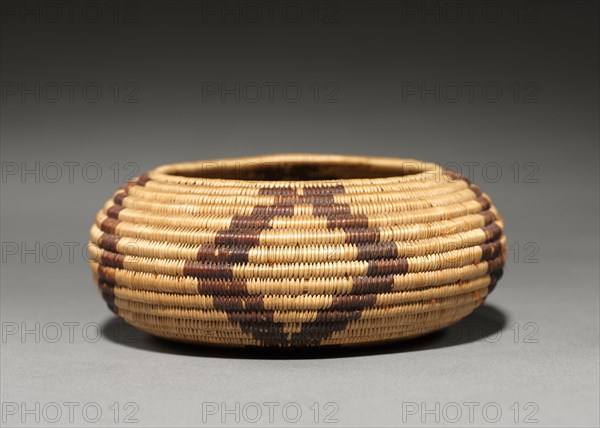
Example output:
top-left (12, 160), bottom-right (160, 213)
top-left (173, 160), bottom-right (420, 181)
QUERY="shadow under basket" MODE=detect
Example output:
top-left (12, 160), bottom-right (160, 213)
top-left (88, 154), bottom-right (506, 348)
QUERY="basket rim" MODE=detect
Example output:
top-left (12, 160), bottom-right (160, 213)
top-left (149, 153), bottom-right (444, 186)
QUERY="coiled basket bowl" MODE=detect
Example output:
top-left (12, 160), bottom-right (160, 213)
top-left (88, 154), bottom-right (505, 348)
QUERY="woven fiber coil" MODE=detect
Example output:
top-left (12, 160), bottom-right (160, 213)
top-left (88, 154), bottom-right (506, 347)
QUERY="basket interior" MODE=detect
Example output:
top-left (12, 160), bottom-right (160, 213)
top-left (173, 159), bottom-right (419, 181)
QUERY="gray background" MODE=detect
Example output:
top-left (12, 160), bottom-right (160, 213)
top-left (1, 1), bottom-right (598, 427)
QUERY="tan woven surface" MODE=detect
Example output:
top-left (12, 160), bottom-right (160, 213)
top-left (88, 154), bottom-right (505, 347)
